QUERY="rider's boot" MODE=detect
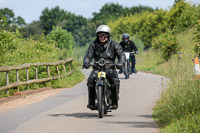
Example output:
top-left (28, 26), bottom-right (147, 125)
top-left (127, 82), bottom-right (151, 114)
top-left (131, 60), bottom-right (137, 74)
top-left (131, 68), bottom-right (137, 73)
top-left (87, 86), bottom-right (96, 110)
top-left (111, 85), bottom-right (118, 110)
top-left (118, 68), bottom-right (123, 74)
top-left (116, 83), bottom-right (120, 101)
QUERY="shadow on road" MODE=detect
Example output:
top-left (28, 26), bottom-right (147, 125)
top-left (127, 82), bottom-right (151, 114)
top-left (137, 115), bottom-right (154, 119)
top-left (119, 78), bottom-right (126, 80)
top-left (119, 77), bottom-right (136, 80)
top-left (49, 113), bottom-right (113, 119)
top-left (102, 120), bottom-right (158, 128)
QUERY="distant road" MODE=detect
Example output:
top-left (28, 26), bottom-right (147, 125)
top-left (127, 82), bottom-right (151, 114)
top-left (0, 69), bottom-right (167, 133)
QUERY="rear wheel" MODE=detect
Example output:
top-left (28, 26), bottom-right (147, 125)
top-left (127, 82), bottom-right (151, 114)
top-left (124, 61), bottom-right (129, 79)
top-left (97, 86), bottom-right (104, 118)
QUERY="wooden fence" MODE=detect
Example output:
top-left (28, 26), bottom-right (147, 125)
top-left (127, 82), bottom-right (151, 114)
top-left (0, 58), bottom-right (74, 95)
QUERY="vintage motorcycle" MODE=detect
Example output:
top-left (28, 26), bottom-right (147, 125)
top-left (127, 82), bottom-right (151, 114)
top-left (123, 52), bottom-right (135, 79)
top-left (88, 58), bottom-right (119, 118)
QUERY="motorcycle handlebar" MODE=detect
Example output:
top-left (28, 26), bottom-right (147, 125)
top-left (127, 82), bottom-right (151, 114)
top-left (124, 51), bottom-right (138, 54)
top-left (83, 63), bottom-right (122, 69)
top-left (83, 58), bottom-right (122, 69)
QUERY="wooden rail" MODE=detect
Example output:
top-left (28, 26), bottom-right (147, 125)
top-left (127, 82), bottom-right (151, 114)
top-left (0, 58), bottom-right (74, 95)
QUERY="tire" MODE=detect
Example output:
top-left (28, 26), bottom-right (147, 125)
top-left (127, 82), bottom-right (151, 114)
top-left (97, 86), bottom-right (104, 118)
top-left (124, 61), bottom-right (129, 79)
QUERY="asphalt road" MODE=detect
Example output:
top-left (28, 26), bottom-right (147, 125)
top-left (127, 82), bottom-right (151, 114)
top-left (0, 69), bottom-right (167, 133)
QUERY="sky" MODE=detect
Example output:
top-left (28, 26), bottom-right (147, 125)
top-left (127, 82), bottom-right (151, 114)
top-left (0, 0), bottom-right (199, 24)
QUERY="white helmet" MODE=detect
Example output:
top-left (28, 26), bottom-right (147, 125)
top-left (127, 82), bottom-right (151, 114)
top-left (96, 25), bottom-right (111, 35)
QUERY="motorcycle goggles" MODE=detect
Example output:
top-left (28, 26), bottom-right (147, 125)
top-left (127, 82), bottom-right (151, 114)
top-left (123, 38), bottom-right (128, 40)
top-left (98, 33), bottom-right (109, 38)
top-left (123, 38), bottom-right (128, 42)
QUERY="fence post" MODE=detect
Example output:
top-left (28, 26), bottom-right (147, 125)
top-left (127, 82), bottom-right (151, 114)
top-left (6, 71), bottom-right (9, 96)
top-left (16, 70), bottom-right (19, 92)
top-left (47, 66), bottom-right (50, 77)
top-left (63, 64), bottom-right (66, 75)
top-left (26, 68), bottom-right (29, 90)
top-left (35, 66), bottom-right (38, 80)
top-left (56, 65), bottom-right (60, 78)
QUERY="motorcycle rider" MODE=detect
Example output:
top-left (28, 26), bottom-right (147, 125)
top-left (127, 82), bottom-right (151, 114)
top-left (83, 25), bottom-right (125, 110)
top-left (119, 33), bottom-right (138, 74)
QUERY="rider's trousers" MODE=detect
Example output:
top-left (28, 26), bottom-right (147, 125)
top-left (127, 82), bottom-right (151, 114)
top-left (130, 54), bottom-right (136, 71)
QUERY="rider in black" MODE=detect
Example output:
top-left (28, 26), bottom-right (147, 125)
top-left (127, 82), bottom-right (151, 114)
top-left (119, 33), bottom-right (138, 73)
top-left (83, 25), bottom-right (125, 110)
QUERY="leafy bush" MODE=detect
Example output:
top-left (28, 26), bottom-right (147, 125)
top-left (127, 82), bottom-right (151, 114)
top-left (163, 41), bottom-right (180, 61)
top-left (108, 9), bottom-right (169, 49)
top-left (47, 26), bottom-right (74, 50)
top-left (193, 20), bottom-right (200, 57)
top-left (108, 1), bottom-right (199, 51)
top-left (152, 30), bottom-right (181, 60)
top-left (176, 4), bottom-right (200, 31)
top-left (167, 0), bottom-right (188, 30)
top-left (0, 30), bottom-right (19, 63)
top-left (0, 29), bottom-right (76, 97)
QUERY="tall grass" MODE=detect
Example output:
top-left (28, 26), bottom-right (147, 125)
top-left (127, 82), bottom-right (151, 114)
top-left (136, 49), bottom-right (166, 75)
top-left (148, 28), bottom-right (200, 132)
top-left (136, 27), bottom-right (200, 132)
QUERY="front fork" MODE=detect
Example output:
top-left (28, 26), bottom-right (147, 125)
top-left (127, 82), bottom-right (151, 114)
top-left (95, 79), bottom-right (110, 109)
top-left (95, 79), bottom-right (103, 99)
top-left (123, 60), bottom-right (130, 72)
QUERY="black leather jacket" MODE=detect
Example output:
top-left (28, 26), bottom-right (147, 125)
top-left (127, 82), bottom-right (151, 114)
top-left (83, 39), bottom-right (125, 68)
top-left (120, 40), bottom-right (138, 52)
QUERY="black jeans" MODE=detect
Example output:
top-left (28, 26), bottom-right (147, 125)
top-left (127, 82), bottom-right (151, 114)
top-left (130, 54), bottom-right (136, 71)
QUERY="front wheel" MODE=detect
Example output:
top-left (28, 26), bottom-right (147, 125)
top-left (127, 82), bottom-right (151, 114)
top-left (124, 61), bottom-right (129, 79)
top-left (97, 86), bottom-right (104, 118)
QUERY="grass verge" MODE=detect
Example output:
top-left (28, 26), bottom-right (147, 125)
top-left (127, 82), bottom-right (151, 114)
top-left (51, 70), bottom-right (85, 88)
top-left (137, 27), bottom-right (200, 132)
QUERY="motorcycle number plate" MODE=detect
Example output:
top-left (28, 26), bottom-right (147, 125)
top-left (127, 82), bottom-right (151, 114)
top-left (98, 72), bottom-right (106, 78)
top-left (125, 52), bottom-right (130, 60)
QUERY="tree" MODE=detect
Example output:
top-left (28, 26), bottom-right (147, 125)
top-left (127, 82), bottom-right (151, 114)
top-left (128, 5), bottom-right (154, 15)
top-left (0, 8), bottom-right (26, 31)
top-left (20, 20), bottom-right (43, 39)
top-left (57, 14), bottom-right (88, 33)
top-left (0, 8), bottom-right (15, 25)
top-left (91, 3), bottom-right (154, 24)
top-left (92, 3), bottom-right (125, 23)
top-left (16, 16), bottom-right (26, 26)
top-left (73, 21), bottom-right (100, 47)
top-left (40, 6), bottom-right (67, 34)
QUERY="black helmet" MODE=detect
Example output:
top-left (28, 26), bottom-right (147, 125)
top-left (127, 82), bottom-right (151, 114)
top-left (122, 33), bottom-right (129, 43)
top-left (122, 33), bottom-right (129, 40)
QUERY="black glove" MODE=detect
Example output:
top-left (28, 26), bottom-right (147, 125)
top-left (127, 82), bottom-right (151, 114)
top-left (83, 63), bottom-right (90, 69)
top-left (116, 63), bottom-right (123, 69)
